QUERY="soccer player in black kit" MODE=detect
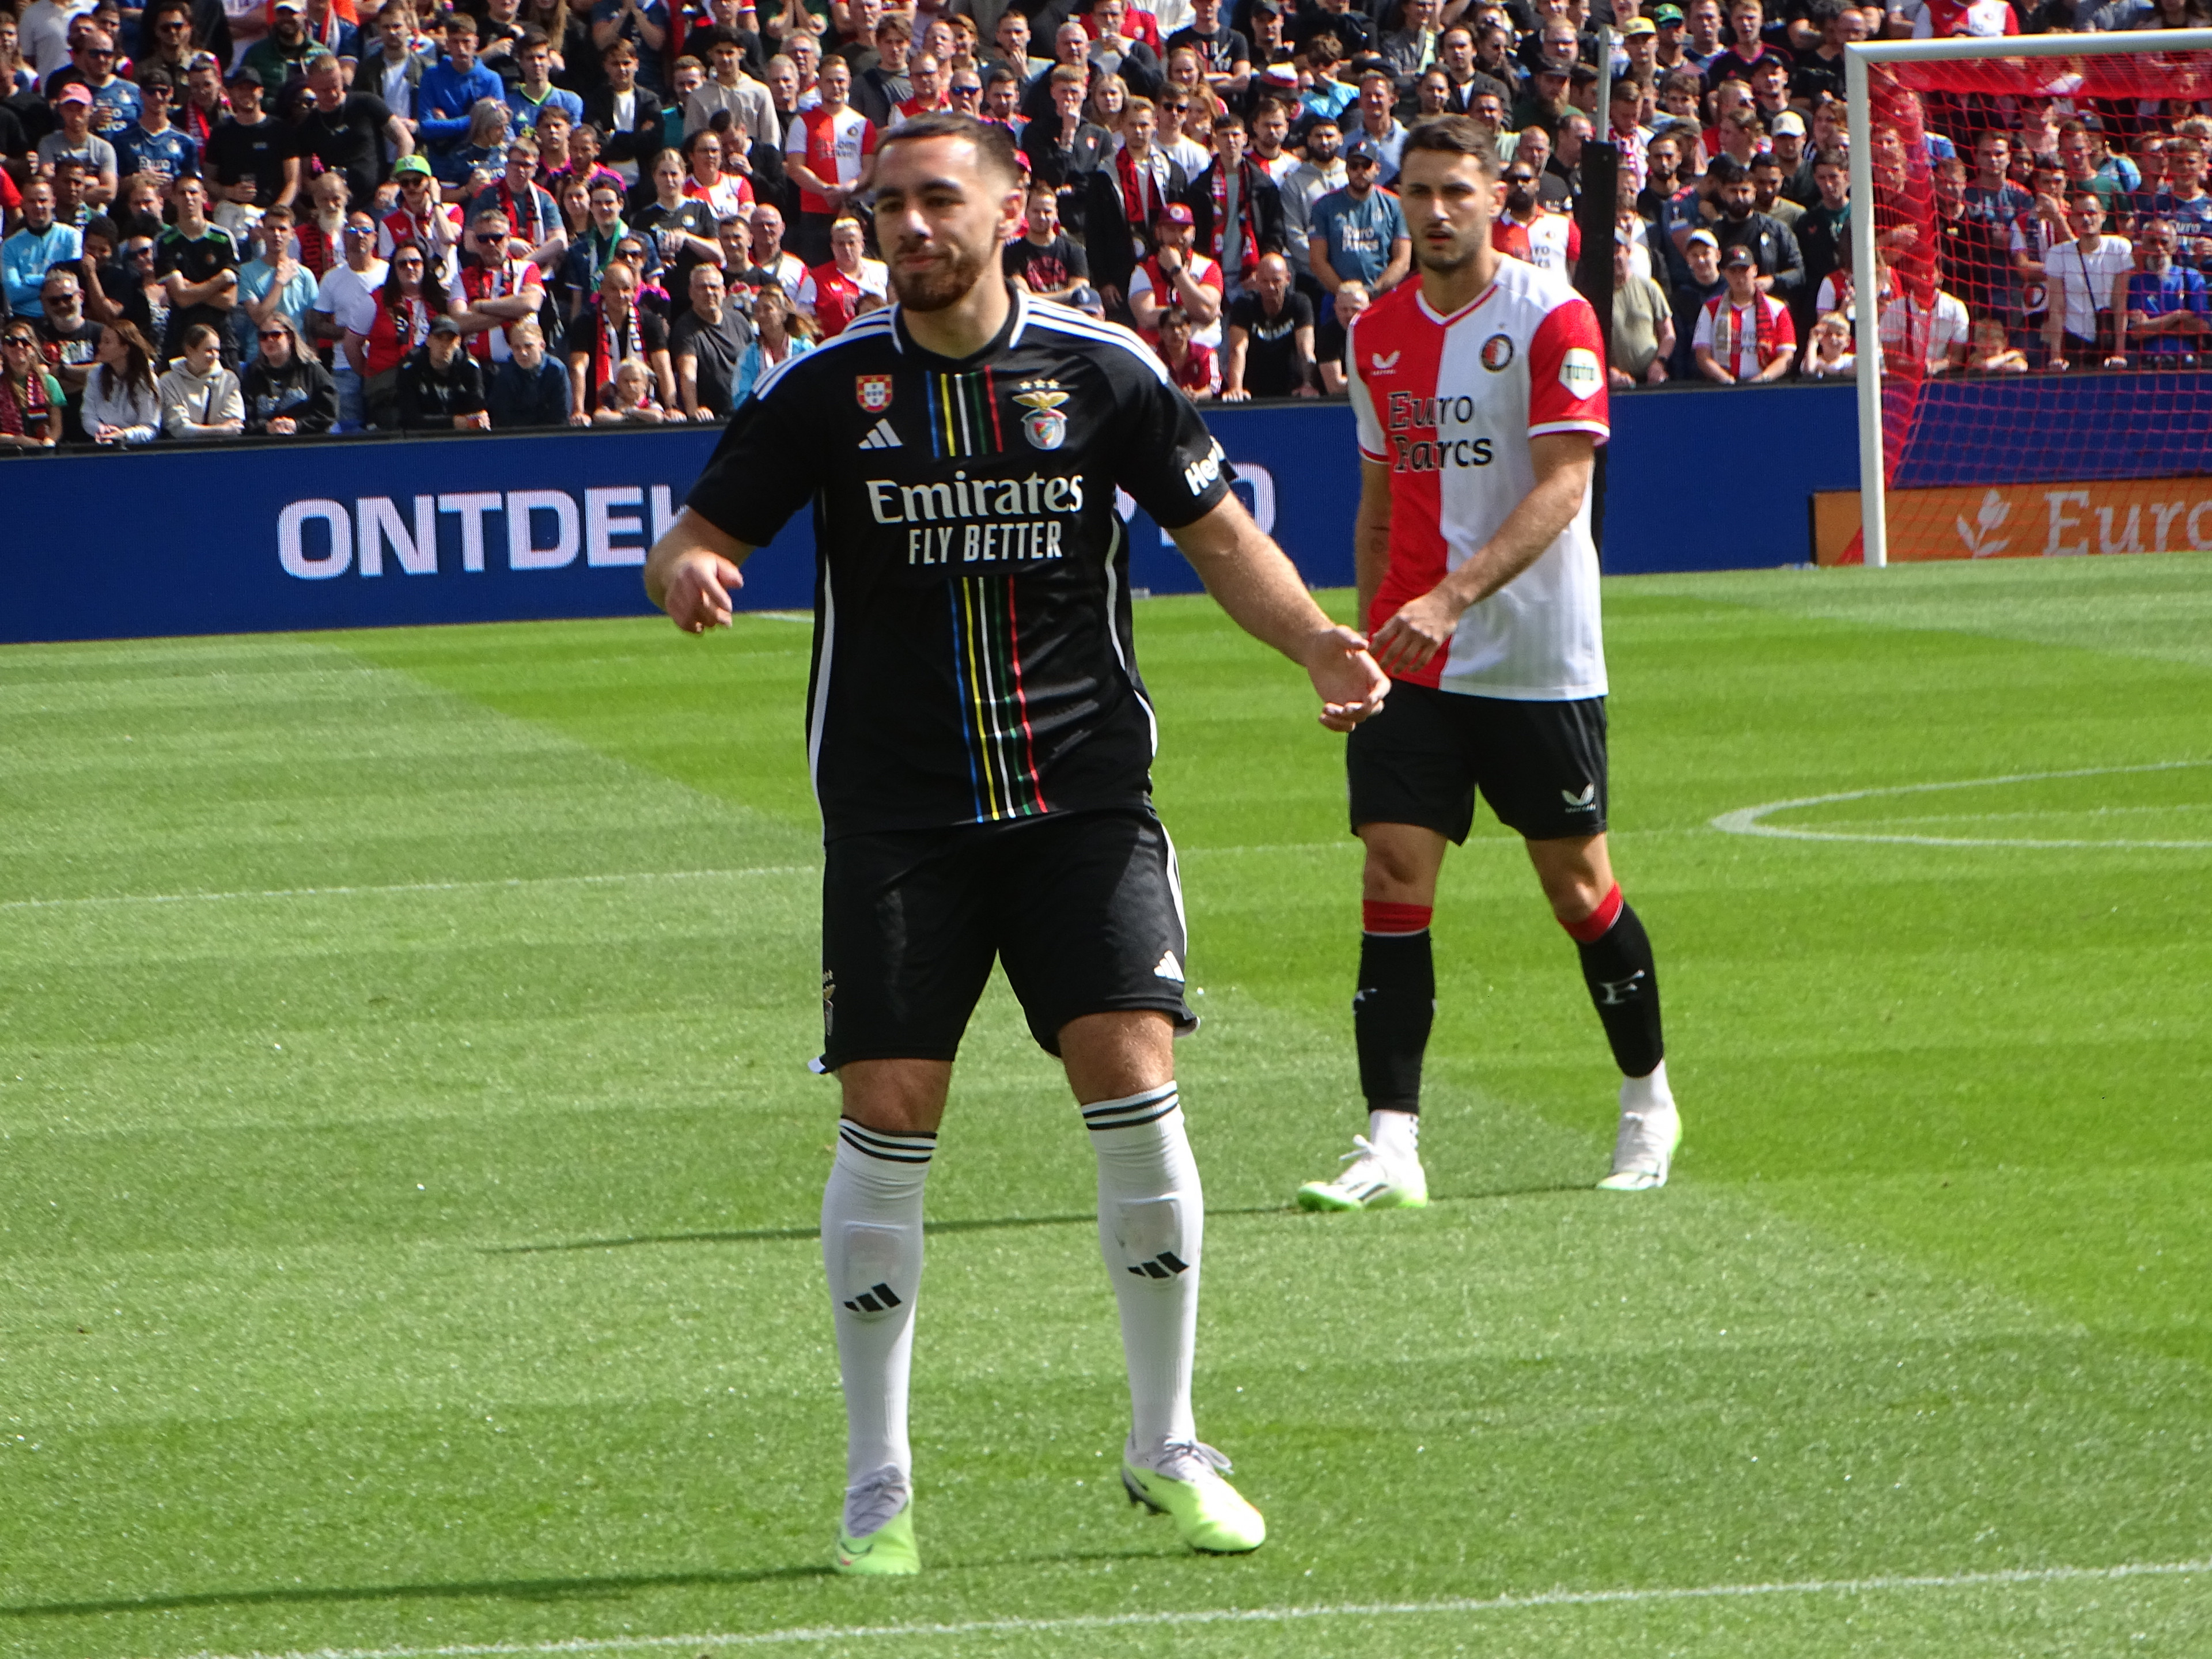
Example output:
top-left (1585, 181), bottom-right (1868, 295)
top-left (645, 113), bottom-right (1388, 1576)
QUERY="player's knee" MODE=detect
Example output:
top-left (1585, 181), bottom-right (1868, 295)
top-left (831, 1221), bottom-right (918, 1320)
top-left (1359, 840), bottom-right (1437, 903)
top-left (1110, 1195), bottom-right (1194, 1285)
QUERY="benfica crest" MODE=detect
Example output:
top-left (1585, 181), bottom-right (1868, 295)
top-left (855, 374), bottom-right (893, 413)
top-left (1012, 380), bottom-right (1071, 450)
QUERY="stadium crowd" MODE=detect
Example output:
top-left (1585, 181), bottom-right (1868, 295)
top-left (2, 0), bottom-right (2207, 446)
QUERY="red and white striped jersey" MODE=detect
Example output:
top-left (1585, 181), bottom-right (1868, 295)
top-left (1490, 210), bottom-right (1580, 276)
top-left (1348, 257), bottom-right (1610, 700)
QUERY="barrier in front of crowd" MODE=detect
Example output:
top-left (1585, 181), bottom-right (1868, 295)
top-left (0, 386), bottom-right (1860, 646)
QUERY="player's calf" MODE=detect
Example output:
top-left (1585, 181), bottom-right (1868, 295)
top-left (1560, 887), bottom-right (1681, 1190)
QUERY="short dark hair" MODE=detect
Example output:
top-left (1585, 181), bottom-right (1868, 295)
top-left (1707, 153), bottom-right (1750, 185)
top-left (1400, 115), bottom-right (1503, 179)
top-left (690, 23), bottom-right (738, 51)
top-left (876, 110), bottom-right (1024, 186)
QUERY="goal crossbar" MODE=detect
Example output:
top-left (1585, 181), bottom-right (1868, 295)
top-left (1844, 28), bottom-right (2212, 567)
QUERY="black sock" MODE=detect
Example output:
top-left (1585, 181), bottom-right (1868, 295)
top-left (1355, 929), bottom-right (1434, 1113)
top-left (1574, 902), bottom-right (1664, 1078)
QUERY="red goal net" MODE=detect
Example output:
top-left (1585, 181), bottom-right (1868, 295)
top-left (1854, 35), bottom-right (2212, 563)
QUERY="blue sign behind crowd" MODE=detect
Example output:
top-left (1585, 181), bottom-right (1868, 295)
top-left (0, 392), bottom-right (1861, 646)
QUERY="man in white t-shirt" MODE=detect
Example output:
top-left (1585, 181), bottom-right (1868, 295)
top-left (2044, 190), bottom-right (2132, 371)
top-left (1878, 276), bottom-right (1971, 374)
top-left (308, 209), bottom-right (389, 431)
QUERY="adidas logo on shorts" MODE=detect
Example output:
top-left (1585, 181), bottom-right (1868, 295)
top-left (1153, 950), bottom-right (1185, 983)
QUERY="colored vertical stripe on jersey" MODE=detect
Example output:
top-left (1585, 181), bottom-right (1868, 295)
top-left (927, 372), bottom-right (1002, 460)
top-left (945, 575), bottom-right (1047, 821)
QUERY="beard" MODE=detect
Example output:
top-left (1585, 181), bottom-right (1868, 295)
top-left (1414, 229), bottom-right (1480, 276)
top-left (887, 226), bottom-right (995, 312)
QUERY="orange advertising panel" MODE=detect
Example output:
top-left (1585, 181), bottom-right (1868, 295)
top-left (1811, 476), bottom-right (2212, 566)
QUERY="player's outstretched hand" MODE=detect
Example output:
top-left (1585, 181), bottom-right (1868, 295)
top-left (659, 550), bottom-right (747, 634)
top-left (1304, 625), bottom-right (1389, 732)
top-left (1370, 590), bottom-right (1463, 677)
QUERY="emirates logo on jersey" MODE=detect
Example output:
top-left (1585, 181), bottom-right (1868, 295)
top-left (1480, 333), bottom-right (1516, 372)
top-left (1012, 380), bottom-right (1071, 450)
top-left (855, 374), bottom-right (893, 413)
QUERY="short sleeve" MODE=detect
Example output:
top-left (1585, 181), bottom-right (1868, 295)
top-left (1527, 294), bottom-right (1608, 441)
top-left (859, 119), bottom-right (878, 156)
top-left (683, 358), bottom-right (821, 544)
top-left (1690, 300), bottom-right (1714, 350)
top-left (1346, 314), bottom-right (1385, 461)
top-left (1115, 359), bottom-right (1234, 531)
top-left (784, 113), bottom-right (806, 156)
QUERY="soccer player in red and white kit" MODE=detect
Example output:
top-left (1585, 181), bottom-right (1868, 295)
top-left (1296, 116), bottom-right (1683, 1210)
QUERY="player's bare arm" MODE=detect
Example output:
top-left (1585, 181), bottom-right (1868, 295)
top-left (1172, 492), bottom-right (1388, 732)
top-left (1369, 431), bottom-right (1595, 676)
top-left (644, 507), bottom-right (754, 632)
top-left (1352, 453), bottom-right (1394, 639)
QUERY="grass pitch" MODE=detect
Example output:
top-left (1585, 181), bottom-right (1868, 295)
top-left (3, 554), bottom-right (2209, 1659)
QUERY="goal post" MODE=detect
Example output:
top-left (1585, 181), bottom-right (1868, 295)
top-left (1844, 28), bottom-right (2212, 569)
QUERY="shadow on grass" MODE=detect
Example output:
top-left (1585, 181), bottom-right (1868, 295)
top-left (1, 1562), bottom-right (832, 1623)
top-left (488, 1205), bottom-right (1300, 1255)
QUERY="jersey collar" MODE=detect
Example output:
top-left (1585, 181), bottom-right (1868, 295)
top-left (1416, 278), bottom-right (1497, 327)
top-left (888, 281), bottom-right (1029, 366)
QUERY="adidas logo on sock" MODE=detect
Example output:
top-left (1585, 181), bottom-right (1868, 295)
top-left (857, 418), bottom-right (902, 449)
top-left (1126, 1251), bottom-right (1190, 1280)
top-left (844, 1281), bottom-right (904, 1313)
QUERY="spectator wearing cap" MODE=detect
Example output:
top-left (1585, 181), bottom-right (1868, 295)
top-left (50, 24), bottom-right (139, 135)
top-left (396, 312), bottom-right (491, 428)
top-left (1308, 132), bottom-right (1408, 307)
top-left (207, 67), bottom-right (300, 216)
top-left (380, 154), bottom-right (464, 261)
top-left (39, 84), bottom-right (122, 207)
top-left (2111, 217), bottom-right (2210, 363)
top-left (240, 310), bottom-right (336, 434)
top-left (1509, 56), bottom-right (1571, 139)
top-left (1694, 241), bottom-right (1794, 383)
top-left (487, 316), bottom-right (573, 426)
top-left (417, 12), bottom-right (508, 166)
top-left (1130, 201), bottom-right (1226, 346)
top-left (1668, 225), bottom-right (1725, 376)
top-left (4, 181), bottom-right (85, 317)
top-left (157, 320), bottom-right (245, 435)
top-left (1707, 153), bottom-right (1804, 297)
top-left (114, 67), bottom-right (200, 190)
top-left (1648, 4), bottom-right (1691, 71)
top-left (240, 0), bottom-right (316, 90)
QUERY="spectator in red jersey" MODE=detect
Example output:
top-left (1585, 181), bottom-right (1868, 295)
top-left (1492, 157), bottom-right (1580, 274)
top-left (889, 51), bottom-right (949, 126)
top-left (1152, 301), bottom-right (1218, 395)
top-left (797, 214), bottom-right (887, 336)
top-left (378, 153), bottom-right (463, 261)
top-left (784, 55), bottom-right (877, 264)
top-left (680, 127), bottom-right (756, 220)
top-left (349, 243), bottom-right (448, 429)
top-left (1693, 242), bottom-right (1794, 381)
top-left (454, 204), bottom-right (547, 364)
top-left (1131, 200), bottom-right (1224, 344)
top-left (295, 169), bottom-right (351, 278)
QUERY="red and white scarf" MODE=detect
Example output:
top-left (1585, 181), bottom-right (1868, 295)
top-left (597, 301), bottom-right (645, 387)
top-left (1206, 160), bottom-right (1264, 274)
top-left (1116, 144), bottom-right (1169, 243)
top-left (1706, 294), bottom-right (1783, 378)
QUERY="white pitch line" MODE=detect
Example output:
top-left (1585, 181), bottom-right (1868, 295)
top-left (1711, 760), bottom-right (2212, 850)
top-left (137, 1556), bottom-right (2212, 1659)
top-left (0, 866), bottom-right (817, 915)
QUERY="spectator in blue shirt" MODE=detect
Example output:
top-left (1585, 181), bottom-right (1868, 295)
top-left (235, 201), bottom-right (322, 357)
top-left (3, 181), bottom-right (86, 317)
top-left (505, 27), bottom-right (585, 132)
top-left (1306, 137), bottom-right (1409, 309)
top-left (418, 12), bottom-right (508, 158)
top-left (2111, 218), bottom-right (2210, 362)
top-left (114, 68), bottom-right (202, 187)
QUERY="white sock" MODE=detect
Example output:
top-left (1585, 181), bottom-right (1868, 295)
top-left (1368, 1107), bottom-right (1420, 1163)
top-left (1620, 1058), bottom-right (1674, 1115)
top-left (821, 1120), bottom-right (934, 1508)
top-left (1082, 1084), bottom-right (1202, 1465)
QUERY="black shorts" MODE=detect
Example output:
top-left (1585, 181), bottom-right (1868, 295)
top-left (819, 806), bottom-right (1195, 1069)
top-left (1347, 682), bottom-right (1609, 844)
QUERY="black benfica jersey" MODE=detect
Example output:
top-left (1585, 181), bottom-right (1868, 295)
top-left (687, 288), bottom-right (1234, 840)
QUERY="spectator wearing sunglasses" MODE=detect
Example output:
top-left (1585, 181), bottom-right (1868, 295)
top-left (241, 312), bottom-right (336, 434)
